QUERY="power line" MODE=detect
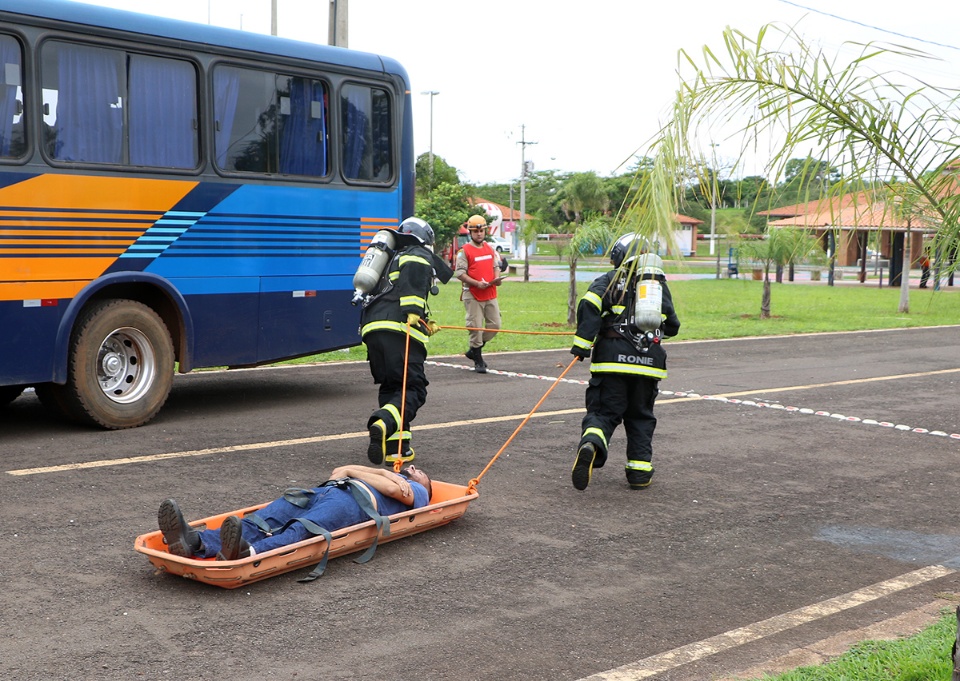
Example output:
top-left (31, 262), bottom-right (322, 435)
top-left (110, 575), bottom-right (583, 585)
top-left (777, 0), bottom-right (960, 52)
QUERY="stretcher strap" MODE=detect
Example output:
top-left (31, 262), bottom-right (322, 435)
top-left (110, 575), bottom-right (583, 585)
top-left (295, 479), bottom-right (392, 583)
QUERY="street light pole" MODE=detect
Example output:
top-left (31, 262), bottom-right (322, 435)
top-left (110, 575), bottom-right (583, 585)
top-left (518, 124), bottom-right (537, 283)
top-left (421, 91), bottom-right (439, 189)
top-left (271, 0), bottom-right (277, 35)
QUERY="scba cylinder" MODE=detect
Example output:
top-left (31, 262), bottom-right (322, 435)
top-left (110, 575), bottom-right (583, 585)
top-left (352, 230), bottom-right (397, 304)
top-left (634, 253), bottom-right (664, 332)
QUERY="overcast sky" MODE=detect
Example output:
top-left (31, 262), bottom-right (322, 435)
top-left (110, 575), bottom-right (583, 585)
top-left (73, 0), bottom-right (960, 184)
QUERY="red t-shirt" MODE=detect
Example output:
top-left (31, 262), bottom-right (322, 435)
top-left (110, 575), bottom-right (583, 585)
top-left (462, 241), bottom-right (498, 301)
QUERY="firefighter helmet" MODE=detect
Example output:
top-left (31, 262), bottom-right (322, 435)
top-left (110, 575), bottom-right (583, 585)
top-left (466, 215), bottom-right (487, 230)
top-left (610, 233), bottom-right (650, 267)
top-left (398, 217), bottom-right (435, 246)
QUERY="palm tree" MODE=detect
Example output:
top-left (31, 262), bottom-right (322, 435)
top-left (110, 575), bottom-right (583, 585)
top-left (641, 22), bottom-right (960, 315)
top-left (556, 173), bottom-right (610, 324)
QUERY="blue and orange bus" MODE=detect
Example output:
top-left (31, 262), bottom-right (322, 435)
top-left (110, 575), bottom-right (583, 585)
top-left (0, 0), bottom-right (415, 428)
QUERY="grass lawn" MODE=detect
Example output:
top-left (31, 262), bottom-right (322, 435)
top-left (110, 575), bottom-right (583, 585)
top-left (285, 276), bottom-right (960, 364)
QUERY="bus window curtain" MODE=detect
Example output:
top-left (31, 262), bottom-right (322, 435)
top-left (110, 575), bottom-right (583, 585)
top-left (342, 87), bottom-right (368, 179)
top-left (0, 37), bottom-right (20, 158)
top-left (128, 55), bottom-right (197, 168)
top-left (279, 78), bottom-right (327, 176)
top-left (55, 44), bottom-right (122, 163)
top-left (213, 68), bottom-right (240, 168)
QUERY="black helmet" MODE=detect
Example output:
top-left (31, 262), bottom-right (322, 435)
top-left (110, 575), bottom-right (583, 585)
top-left (609, 233), bottom-right (650, 267)
top-left (398, 217), bottom-right (434, 246)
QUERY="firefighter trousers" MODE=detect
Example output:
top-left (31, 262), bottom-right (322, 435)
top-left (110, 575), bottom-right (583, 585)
top-left (364, 330), bottom-right (429, 439)
top-left (578, 372), bottom-right (658, 482)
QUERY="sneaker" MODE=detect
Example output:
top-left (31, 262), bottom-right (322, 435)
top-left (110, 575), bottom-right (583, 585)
top-left (571, 442), bottom-right (597, 491)
top-left (217, 515), bottom-right (251, 561)
top-left (367, 419), bottom-right (387, 465)
top-left (158, 498), bottom-right (201, 558)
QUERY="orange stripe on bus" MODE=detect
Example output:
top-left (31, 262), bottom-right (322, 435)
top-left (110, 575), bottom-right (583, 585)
top-left (0, 221), bottom-right (156, 229)
top-left (0, 230), bottom-right (144, 237)
top-left (1, 257), bottom-right (118, 282)
top-left (0, 211), bottom-right (163, 219)
top-left (0, 175), bottom-right (198, 211)
top-left (0, 281), bottom-right (87, 302)
top-left (363, 217), bottom-right (400, 224)
top-left (0, 249), bottom-right (127, 255)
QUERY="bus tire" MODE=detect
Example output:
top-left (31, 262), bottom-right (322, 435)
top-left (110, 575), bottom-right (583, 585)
top-left (0, 385), bottom-right (25, 406)
top-left (58, 299), bottom-right (175, 429)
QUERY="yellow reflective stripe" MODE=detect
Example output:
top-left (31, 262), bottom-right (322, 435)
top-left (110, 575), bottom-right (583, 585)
top-left (388, 272), bottom-right (399, 282)
top-left (382, 404), bottom-right (402, 429)
top-left (590, 362), bottom-right (666, 380)
top-left (400, 295), bottom-right (426, 308)
top-left (573, 335), bottom-right (594, 350)
top-left (584, 427), bottom-right (608, 449)
top-left (611, 305), bottom-right (626, 315)
top-left (361, 320), bottom-right (430, 344)
top-left (399, 254), bottom-right (431, 267)
top-left (387, 430), bottom-right (412, 441)
top-left (626, 460), bottom-right (653, 472)
top-left (582, 291), bottom-right (602, 311)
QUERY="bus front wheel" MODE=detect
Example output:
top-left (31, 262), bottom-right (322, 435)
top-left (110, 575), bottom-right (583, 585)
top-left (54, 299), bottom-right (175, 429)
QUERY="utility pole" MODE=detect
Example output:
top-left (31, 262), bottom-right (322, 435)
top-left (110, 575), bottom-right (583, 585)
top-left (518, 124), bottom-right (537, 283)
top-left (328, 0), bottom-right (348, 47)
top-left (421, 91), bottom-right (439, 190)
top-left (271, 0), bottom-right (277, 35)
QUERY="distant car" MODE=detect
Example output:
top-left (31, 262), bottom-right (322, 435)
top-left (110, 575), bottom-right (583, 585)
top-left (488, 235), bottom-right (512, 253)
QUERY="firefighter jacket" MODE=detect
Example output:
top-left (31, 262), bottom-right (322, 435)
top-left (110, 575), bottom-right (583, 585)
top-left (360, 244), bottom-right (435, 345)
top-left (572, 268), bottom-right (681, 379)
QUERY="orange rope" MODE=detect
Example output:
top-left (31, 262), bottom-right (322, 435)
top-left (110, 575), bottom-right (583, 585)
top-left (466, 355), bottom-right (581, 493)
top-left (441, 325), bottom-right (572, 336)
top-left (394, 322), bottom-right (414, 473)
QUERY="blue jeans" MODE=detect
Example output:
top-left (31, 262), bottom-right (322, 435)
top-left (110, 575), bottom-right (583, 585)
top-left (195, 486), bottom-right (369, 558)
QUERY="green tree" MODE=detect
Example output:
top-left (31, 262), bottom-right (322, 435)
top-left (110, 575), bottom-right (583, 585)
top-left (415, 181), bottom-right (472, 250)
top-left (554, 172), bottom-right (610, 323)
top-left (652, 22), bottom-right (960, 316)
top-left (415, 153), bottom-right (460, 196)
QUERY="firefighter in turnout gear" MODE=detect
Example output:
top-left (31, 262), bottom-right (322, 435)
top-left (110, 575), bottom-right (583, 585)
top-left (360, 217), bottom-right (451, 465)
top-left (569, 233), bottom-right (681, 490)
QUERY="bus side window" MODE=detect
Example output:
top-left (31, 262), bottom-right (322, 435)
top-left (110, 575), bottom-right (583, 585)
top-left (128, 54), bottom-right (199, 168)
top-left (0, 34), bottom-right (25, 159)
top-left (40, 41), bottom-right (198, 168)
top-left (42, 41), bottom-right (124, 164)
top-left (341, 83), bottom-right (392, 182)
top-left (214, 65), bottom-right (329, 178)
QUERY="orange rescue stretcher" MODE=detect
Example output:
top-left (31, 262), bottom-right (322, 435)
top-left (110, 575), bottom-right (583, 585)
top-left (135, 480), bottom-right (478, 589)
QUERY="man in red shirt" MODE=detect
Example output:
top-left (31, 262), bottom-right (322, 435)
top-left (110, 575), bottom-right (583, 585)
top-left (453, 215), bottom-right (504, 374)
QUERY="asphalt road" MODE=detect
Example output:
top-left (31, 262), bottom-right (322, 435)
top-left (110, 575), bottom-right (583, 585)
top-left (3, 326), bottom-right (960, 681)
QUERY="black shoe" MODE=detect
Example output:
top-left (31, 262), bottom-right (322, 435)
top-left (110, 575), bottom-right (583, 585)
top-left (158, 499), bottom-right (201, 558)
top-left (474, 359), bottom-right (488, 374)
top-left (571, 443), bottom-right (597, 491)
top-left (217, 515), bottom-right (251, 561)
top-left (465, 347), bottom-right (477, 361)
top-left (367, 419), bottom-right (387, 465)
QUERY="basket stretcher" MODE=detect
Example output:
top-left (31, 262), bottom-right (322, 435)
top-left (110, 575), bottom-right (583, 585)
top-left (134, 480), bottom-right (478, 589)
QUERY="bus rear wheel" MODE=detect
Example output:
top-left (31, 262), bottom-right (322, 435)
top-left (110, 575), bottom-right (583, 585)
top-left (51, 300), bottom-right (175, 429)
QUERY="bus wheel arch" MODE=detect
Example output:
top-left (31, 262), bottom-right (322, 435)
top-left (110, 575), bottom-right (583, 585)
top-left (47, 299), bottom-right (175, 429)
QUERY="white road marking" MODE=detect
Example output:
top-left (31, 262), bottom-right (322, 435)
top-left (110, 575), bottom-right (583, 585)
top-left (576, 565), bottom-right (956, 680)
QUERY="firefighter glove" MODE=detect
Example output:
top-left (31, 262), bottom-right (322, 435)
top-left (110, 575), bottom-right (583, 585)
top-left (425, 320), bottom-right (441, 336)
top-left (570, 345), bottom-right (591, 360)
top-left (406, 313), bottom-right (421, 327)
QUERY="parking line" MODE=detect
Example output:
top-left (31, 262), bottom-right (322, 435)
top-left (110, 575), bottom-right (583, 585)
top-left (576, 564), bottom-right (955, 680)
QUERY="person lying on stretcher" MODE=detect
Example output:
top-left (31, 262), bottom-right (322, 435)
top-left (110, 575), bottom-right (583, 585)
top-left (158, 464), bottom-right (433, 561)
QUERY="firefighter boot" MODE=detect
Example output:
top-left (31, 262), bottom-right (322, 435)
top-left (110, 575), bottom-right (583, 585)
top-left (367, 419), bottom-right (387, 465)
top-left (625, 460), bottom-right (654, 489)
top-left (473, 344), bottom-right (488, 374)
top-left (385, 439), bottom-right (415, 464)
top-left (571, 442), bottom-right (597, 491)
